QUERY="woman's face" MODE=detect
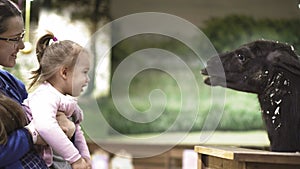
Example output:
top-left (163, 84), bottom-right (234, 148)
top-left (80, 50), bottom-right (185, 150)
top-left (0, 16), bottom-right (25, 67)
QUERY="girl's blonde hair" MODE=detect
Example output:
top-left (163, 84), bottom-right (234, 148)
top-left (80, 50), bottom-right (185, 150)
top-left (0, 94), bottom-right (27, 144)
top-left (29, 31), bottom-right (87, 89)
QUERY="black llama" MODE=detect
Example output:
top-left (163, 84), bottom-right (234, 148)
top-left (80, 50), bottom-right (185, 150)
top-left (201, 40), bottom-right (300, 152)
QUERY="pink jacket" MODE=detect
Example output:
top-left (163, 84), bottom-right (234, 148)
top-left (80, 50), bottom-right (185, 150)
top-left (23, 82), bottom-right (90, 166)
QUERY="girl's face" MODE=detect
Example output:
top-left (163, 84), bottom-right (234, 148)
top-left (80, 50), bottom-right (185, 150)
top-left (66, 52), bottom-right (90, 97)
top-left (0, 16), bottom-right (25, 67)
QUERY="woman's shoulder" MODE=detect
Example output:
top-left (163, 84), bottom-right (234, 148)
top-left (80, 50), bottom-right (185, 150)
top-left (0, 69), bottom-right (22, 81)
top-left (0, 69), bottom-right (25, 86)
top-left (0, 69), bottom-right (27, 103)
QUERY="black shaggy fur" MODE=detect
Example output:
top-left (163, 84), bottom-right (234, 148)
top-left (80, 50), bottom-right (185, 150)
top-left (201, 40), bottom-right (300, 152)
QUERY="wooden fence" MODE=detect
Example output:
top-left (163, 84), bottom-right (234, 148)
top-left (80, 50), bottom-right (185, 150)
top-left (195, 145), bottom-right (300, 169)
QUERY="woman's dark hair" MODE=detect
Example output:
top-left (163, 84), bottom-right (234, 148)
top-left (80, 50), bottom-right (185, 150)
top-left (0, 0), bottom-right (22, 34)
top-left (0, 94), bottom-right (27, 144)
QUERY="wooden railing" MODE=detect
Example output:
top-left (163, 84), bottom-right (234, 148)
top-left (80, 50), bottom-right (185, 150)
top-left (194, 145), bottom-right (300, 169)
top-left (88, 142), bottom-right (298, 168)
top-left (88, 141), bottom-right (194, 169)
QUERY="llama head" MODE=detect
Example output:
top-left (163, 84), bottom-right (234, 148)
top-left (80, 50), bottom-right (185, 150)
top-left (201, 40), bottom-right (300, 94)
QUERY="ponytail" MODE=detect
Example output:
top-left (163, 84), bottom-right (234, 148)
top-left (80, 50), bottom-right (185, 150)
top-left (28, 31), bottom-right (55, 89)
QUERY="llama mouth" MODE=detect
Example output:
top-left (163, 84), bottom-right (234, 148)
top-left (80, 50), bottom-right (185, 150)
top-left (201, 69), bottom-right (212, 85)
top-left (201, 68), bottom-right (226, 86)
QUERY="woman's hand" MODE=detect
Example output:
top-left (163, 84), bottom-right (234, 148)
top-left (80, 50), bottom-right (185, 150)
top-left (25, 121), bottom-right (47, 145)
top-left (56, 111), bottom-right (76, 139)
top-left (36, 134), bottom-right (47, 145)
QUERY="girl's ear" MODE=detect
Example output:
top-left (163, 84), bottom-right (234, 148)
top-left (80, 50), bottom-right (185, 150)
top-left (59, 66), bottom-right (69, 80)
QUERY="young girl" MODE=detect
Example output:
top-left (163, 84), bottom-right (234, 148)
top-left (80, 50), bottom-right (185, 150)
top-left (23, 31), bottom-right (92, 169)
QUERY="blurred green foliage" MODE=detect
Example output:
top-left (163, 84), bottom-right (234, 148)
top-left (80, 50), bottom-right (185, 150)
top-left (202, 15), bottom-right (300, 53)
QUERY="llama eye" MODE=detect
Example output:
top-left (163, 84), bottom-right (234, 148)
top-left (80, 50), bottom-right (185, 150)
top-left (237, 54), bottom-right (246, 62)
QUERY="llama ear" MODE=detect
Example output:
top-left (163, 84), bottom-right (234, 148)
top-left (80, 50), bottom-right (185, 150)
top-left (267, 50), bottom-right (300, 76)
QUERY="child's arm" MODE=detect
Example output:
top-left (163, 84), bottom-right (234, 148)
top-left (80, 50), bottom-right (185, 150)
top-left (68, 101), bottom-right (92, 167)
top-left (29, 93), bottom-right (82, 164)
top-left (74, 124), bottom-right (91, 161)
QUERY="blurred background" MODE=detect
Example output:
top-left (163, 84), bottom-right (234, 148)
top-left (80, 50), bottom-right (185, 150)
top-left (7, 0), bottom-right (300, 167)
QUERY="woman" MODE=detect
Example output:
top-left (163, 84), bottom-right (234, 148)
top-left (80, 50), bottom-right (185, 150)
top-left (0, 0), bottom-right (48, 168)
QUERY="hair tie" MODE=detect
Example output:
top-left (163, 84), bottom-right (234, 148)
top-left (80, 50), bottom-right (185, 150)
top-left (52, 37), bottom-right (58, 42)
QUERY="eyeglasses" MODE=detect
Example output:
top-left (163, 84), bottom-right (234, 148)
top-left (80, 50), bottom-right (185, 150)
top-left (0, 31), bottom-right (25, 47)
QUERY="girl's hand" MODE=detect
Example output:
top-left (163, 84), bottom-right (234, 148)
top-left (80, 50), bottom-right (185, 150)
top-left (83, 157), bottom-right (92, 169)
top-left (71, 157), bottom-right (90, 169)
